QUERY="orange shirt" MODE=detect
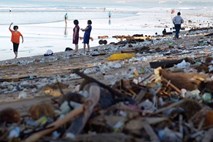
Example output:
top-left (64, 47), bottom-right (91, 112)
top-left (10, 31), bottom-right (22, 44)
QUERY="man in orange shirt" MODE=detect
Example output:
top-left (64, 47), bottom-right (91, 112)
top-left (9, 23), bottom-right (24, 59)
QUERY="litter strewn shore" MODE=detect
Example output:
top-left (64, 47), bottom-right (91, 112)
top-left (0, 27), bottom-right (213, 142)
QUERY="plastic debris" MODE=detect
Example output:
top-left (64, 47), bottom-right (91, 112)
top-left (107, 53), bottom-right (135, 61)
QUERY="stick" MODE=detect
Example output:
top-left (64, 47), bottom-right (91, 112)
top-left (162, 77), bottom-right (182, 94)
top-left (0, 76), bottom-right (30, 82)
top-left (24, 106), bottom-right (84, 142)
top-left (66, 84), bottom-right (100, 135)
top-left (143, 119), bottom-right (160, 142)
top-left (134, 88), bottom-right (147, 103)
top-left (154, 99), bottom-right (185, 114)
top-left (74, 70), bottom-right (129, 99)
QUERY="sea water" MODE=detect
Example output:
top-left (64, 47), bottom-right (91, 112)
top-left (0, 0), bottom-right (213, 61)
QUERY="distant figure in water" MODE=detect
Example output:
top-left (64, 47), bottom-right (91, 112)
top-left (108, 11), bottom-right (111, 25)
top-left (108, 11), bottom-right (111, 19)
top-left (64, 13), bottom-right (68, 25)
top-left (64, 13), bottom-right (68, 35)
top-left (9, 23), bottom-right (24, 59)
top-left (172, 12), bottom-right (184, 39)
top-left (81, 20), bottom-right (92, 53)
top-left (73, 19), bottom-right (80, 52)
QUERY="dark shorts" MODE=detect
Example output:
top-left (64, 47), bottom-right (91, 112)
top-left (83, 35), bottom-right (90, 44)
top-left (13, 42), bottom-right (19, 52)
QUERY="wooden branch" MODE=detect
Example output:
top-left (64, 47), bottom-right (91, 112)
top-left (0, 76), bottom-right (30, 82)
top-left (143, 119), bottom-right (160, 142)
top-left (66, 84), bottom-right (100, 135)
top-left (24, 106), bottom-right (84, 142)
top-left (149, 59), bottom-right (183, 68)
top-left (162, 77), bottom-right (182, 94)
top-left (154, 99), bottom-right (185, 114)
top-left (134, 88), bottom-right (147, 103)
top-left (74, 70), bottom-right (130, 99)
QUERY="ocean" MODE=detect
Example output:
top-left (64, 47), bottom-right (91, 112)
top-left (0, 0), bottom-right (213, 60)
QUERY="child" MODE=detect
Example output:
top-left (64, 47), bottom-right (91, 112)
top-left (81, 20), bottom-right (92, 53)
top-left (73, 20), bottom-right (80, 52)
top-left (9, 23), bottom-right (24, 58)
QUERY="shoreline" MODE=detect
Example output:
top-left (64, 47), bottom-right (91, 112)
top-left (1, 7), bottom-right (213, 61)
top-left (1, 25), bottom-right (212, 64)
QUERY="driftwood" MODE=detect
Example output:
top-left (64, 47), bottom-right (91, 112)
top-left (0, 76), bottom-right (30, 82)
top-left (98, 35), bottom-right (109, 39)
top-left (24, 106), bottom-right (84, 142)
top-left (134, 88), bottom-right (147, 103)
top-left (142, 119), bottom-right (160, 142)
top-left (74, 70), bottom-right (130, 99)
top-left (112, 35), bottom-right (151, 41)
top-left (189, 26), bottom-right (213, 32)
top-left (205, 33), bottom-right (213, 37)
top-left (154, 99), bottom-right (185, 114)
top-left (149, 59), bottom-right (183, 68)
top-left (66, 84), bottom-right (100, 135)
top-left (125, 117), bottom-right (168, 132)
top-left (121, 49), bottom-right (136, 53)
top-left (91, 52), bottom-right (106, 56)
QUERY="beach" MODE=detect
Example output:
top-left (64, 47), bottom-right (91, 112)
top-left (0, 0), bottom-right (213, 141)
top-left (0, 26), bottom-right (213, 141)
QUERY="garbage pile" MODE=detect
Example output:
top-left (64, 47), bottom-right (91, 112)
top-left (1, 55), bottom-right (213, 142)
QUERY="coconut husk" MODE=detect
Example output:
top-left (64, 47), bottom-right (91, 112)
top-left (28, 102), bottom-right (55, 120)
top-left (159, 68), bottom-right (207, 91)
top-left (0, 108), bottom-right (21, 124)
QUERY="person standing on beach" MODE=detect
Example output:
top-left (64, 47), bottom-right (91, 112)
top-left (9, 23), bottom-right (24, 59)
top-left (73, 19), bottom-right (80, 52)
top-left (81, 20), bottom-right (92, 53)
top-left (172, 12), bottom-right (184, 39)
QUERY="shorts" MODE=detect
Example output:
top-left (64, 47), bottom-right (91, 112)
top-left (13, 42), bottom-right (19, 52)
top-left (83, 35), bottom-right (90, 44)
